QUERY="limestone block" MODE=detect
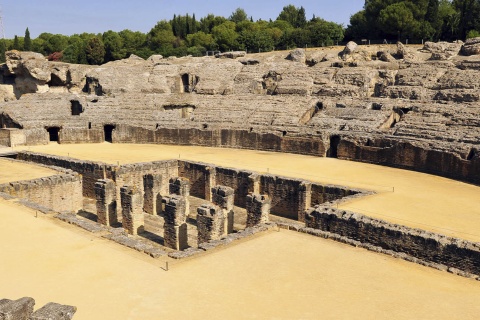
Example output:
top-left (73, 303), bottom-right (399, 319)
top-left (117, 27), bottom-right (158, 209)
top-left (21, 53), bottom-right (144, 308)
top-left (0, 297), bottom-right (35, 320)
top-left (30, 302), bottom-right (77, 320)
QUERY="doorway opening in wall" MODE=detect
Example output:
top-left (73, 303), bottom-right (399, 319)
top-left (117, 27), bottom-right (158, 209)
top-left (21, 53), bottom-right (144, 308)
top-left (46, 127), bottom-right (60, 142)
top-left (328, 135), bottom-right (341, 158)
top-left (104, 125), bottom-right (115, 143)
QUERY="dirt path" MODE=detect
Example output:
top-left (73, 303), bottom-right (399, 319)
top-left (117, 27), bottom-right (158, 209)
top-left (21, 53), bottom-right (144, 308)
top-left (18, 143), bottom-right (480, 242)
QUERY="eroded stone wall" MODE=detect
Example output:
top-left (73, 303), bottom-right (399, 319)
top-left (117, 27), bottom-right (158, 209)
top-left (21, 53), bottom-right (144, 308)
top-left (305, 207), bottom-right (480, 275)
top-left (0, 172), bottom-right (82, 212)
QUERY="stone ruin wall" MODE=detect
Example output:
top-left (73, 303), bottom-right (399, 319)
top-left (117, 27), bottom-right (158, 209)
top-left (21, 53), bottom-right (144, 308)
top-left (8, 153), bottom-right (480, 277)
top-left (0, 161), bottom-right (82, 213)
top-left (16, 152), bottom-right (115, 198)
top-left (1, 44), bottom-right (480, 185)
top-left (305, 207), bottom-right (480, 276)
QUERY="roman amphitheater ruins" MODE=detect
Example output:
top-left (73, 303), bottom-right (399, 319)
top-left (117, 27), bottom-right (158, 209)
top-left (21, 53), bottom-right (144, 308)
top-left (1, 39), bottom-right (480, 319)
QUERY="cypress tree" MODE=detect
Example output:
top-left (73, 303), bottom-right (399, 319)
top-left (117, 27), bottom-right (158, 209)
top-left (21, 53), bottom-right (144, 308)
top-left (24, 28), bottom-right (32, 51)
top-left (13, 35), bottom-right (20, 50)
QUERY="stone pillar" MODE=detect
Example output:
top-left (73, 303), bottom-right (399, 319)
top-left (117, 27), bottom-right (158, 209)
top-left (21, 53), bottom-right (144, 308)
top-left (205, 166), bottom-right (216, 201)
top-left (143, 173), bottom-right (162, 215)
top-left (211, 186), bottom-right (235, 235)
top-left (120, 186), bottom-right (144, 235)
top-left (248, 173), bottom-right (260, 194)
top-left (246, 194), bottom-right (271, 227)
top-left (169, 177), bottom-right (190, 216)
top-left (163, 195), bottom-right (188, 250)
top-left (298, 182), bottom-right (312, 222)
top-left (95, 179), bottom-right (117, 226)
top-left (196, 204), bottom-right (224, 244)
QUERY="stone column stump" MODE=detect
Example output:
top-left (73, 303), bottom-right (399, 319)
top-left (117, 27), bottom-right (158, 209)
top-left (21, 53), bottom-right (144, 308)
top-left (196, 204), bottom-right (224, 244)
top-left (163, 195), bottom-right (188, 250)
top-left (143, 173), bottom-right (163, 215)
top-left (95, 179), bottom-right (117, 226)
top-left (211, 185), bottom-right (235, 235)
top-left (169, 177), bottom-right (190, 216)
top-left (120, 186), bottom-right (144, 235)
top-left (246, 194), bottom-right (271, 227)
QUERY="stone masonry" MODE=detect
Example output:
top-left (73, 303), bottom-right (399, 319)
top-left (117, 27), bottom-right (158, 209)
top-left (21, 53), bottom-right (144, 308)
top-left (120, 186), bottom-right (144, 235)
top-left (0, 297), bottom-right (76, 320)
top-left (246, 193), bottom-right (271, 227)
top-left (163, 195), bottom-right (188, 250)
top-left (196, 204), bottom-right (224, 244)
top-left (169, 177), bottom-right (190, 216)
top-left (143, 173), bottom-right (162, 215)
top-left (95, 179), bottom-right (117, 226)
top-left (211, 185), bottom-right (235, 235)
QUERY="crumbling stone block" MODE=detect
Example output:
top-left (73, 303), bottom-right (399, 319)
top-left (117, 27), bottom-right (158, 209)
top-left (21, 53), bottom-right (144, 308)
top-left (246, 194), bottom-right (271, 227)
top-left (197, 204), bottom-right (224, 244)
top-left (0, 297), bottom-right (35, 320)
top-left (163, 195), bottom-right (188, 250)
top-left (95, 179), bottom-right (117, 226)
top-left (143, 173), bottom-right (162, 215)
top-left (30, 302), bottom-right (77, 320)
top-left (120, 186), bottom-right (144, 235)
top-left (169, 177), bottom-right (190, 216)
top-left (211, 185), bottom-right (234, 235)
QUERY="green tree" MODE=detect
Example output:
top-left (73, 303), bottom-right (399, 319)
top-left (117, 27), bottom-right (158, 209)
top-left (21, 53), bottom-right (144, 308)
top-left (86, 36), bottom-right (105, 65)
top-left (24, 28), bottom-right (32, 51)
top-left (277, 5), bottom-right (307, 28)
top-left (345, 10), bottom-right (369, 40)
top-left (0, 40), bottom-right (6, 63)
top-left (119, 29), bottom-right (147, 56)
top-left (229, 8), bottom-right (248, 23)
top-left (44, 34), bottom-right (69, 54)
top-left (212, 21), bottom-right (238, 51)
top-left (103, 30), bottom-right (125, 61)
top-left (453, 0), bottom-right (480, 39)
top-left (379, 2), bottom-right (416, 39)
top-left (62, 36), bottom-right (87, 64)
top-left (200, 14), bottom-right (227, 33)
top-left (308, 18), bottom-right (344, 46)
top-left (147, 20), bottom-right (176, 54)
top-left (186, 31), bottom-right (215, 49)
top-left (13, 35), bottom-right (20, 50)
top-left (238, 28), bottom-right (274, 52)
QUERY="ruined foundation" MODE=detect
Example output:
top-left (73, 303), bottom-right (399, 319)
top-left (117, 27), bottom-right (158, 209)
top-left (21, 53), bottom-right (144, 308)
top-left (163, 195), bottom-right (188, 251)
top-left (120, 186), bottom-right (144, 235)
top-left (211, 185), bottom-right (235, 235)
top-left (95, 179), bottom-right (117, 226)
top-left (197, 204), bottom-right (224, 244)
top-left (246, 194), bottom-right (271, 227)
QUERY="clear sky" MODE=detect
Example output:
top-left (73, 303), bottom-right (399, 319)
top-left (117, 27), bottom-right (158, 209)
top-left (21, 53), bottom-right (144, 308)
top-left (1, 0), bottom-right (364, 39)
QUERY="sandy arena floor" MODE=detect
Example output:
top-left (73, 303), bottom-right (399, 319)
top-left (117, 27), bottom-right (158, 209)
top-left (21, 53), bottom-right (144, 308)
top-left (17, 143), bottom-right (480, 243)
top-left (0, 158), bottom-right (57, 184)
top-left (1, 197), bottom-right (480, 320)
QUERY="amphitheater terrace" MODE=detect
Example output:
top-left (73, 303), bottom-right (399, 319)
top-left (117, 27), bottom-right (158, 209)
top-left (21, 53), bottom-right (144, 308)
top-left (1, 41), bottom-right (480, 319)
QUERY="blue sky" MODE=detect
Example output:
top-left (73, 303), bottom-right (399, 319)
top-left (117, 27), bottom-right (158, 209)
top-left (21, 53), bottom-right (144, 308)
top-left (1, 0), bottom-right (364, 39)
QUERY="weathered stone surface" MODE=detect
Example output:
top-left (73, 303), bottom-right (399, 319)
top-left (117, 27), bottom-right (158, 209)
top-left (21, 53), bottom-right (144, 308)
top-left (120, 186), bottom-right (144, 235)
top-left (215, 51), bottom-right (246, 59)
top-left (422, 41), bottom-right (462, 60)
top-left (0, 297), bottom-right (35, 320)
top-left (461, 37), bottom-right (480, 56)
top-left (196, 204), bottom-right (224, 244)
top-left (246, 194), bottom-right (271, 227)
top-left (30, 302), bottom-right (77, 320)
top-left (286, 48), bottom-right (306, 63)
